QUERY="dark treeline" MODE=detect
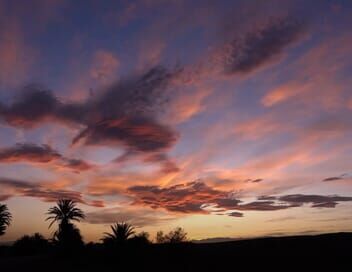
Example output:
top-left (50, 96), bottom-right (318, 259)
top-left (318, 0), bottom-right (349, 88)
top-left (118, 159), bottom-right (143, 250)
top-left (0, 199), bottom-right (197, 271)
top-left (1, 200), bottom-right (352, 271)
top-left (0, 200), bottom-right (188, 251)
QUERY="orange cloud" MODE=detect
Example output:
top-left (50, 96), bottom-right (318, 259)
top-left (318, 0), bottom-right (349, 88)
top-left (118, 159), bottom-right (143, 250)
top-left (233, 114), bottom-right (291, 140)
top-left (165, 86), bottom-right (212, 124)
top-left (348, 98), bottom-right (352, 109)
top-left (261, 82), bottom-right (308, 107)
top-left (261, 33), bottom-right (352, 109)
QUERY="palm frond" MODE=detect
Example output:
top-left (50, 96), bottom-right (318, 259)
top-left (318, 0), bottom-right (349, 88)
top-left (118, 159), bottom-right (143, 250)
top-left (46, 199), bottom-right (85, 228)
top-left (102, 222), bottom-right (135, 243)
top-left (0, 204), bottom-right (12, 236)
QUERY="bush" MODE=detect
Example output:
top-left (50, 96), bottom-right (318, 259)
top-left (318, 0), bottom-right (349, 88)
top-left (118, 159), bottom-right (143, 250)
top-left (155, 227), bottom-right (188, 243)
top-left (129, 231), bottom-right (151, 246)
top-left (13, 233), bottom-right (50, 255)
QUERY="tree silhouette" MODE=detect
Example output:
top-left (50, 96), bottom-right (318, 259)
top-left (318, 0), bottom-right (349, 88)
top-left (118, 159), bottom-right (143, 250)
top-left (0, 203), bottom-right (12, 236)
top-left (156, 227), bottom-right (188, 243)
top-left (46, 199), bottom-right (85, 228)
top-left (102, 222), bottom-right (135, 245)
top-left (52, 222), bottom-right (83, 249)
top-left (46, 199), bottom-right (85, 249)
top-left (13, 233), bottom-right (50, 255)
top-left (156, 230), bottom-right (166, 243)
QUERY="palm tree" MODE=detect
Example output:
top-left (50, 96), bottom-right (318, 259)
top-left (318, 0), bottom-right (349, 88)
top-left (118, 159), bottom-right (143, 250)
top-left (46, 199), bottom-right (85, 228)
top-left (102, 222), bottom-right (135, 244)
top-left (0, 204), bottom-right (12, 236)
top-left (46, 199), bottom-right (85, 248)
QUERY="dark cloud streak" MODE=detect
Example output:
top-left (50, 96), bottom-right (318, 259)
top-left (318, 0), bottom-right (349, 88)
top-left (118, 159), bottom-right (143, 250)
top-left (322, 173), bottom-right (349, 182)
top-left (0, 67), bottom-right (180, 170)
top-left (0, 177), bottom-right (104, 207)
top-left (278, 194), bottom-right (352, 207)
top-left (127, 181), bottom-right (352, 216)
top-left (0, 143), bottom-right (93, 172)
top-left (222, 17), bottom-right (307, 75)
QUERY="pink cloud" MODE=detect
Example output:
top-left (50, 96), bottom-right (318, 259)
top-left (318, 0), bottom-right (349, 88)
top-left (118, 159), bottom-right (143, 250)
top-left (0, 143), bottom-right (95, 173)
top-left (90, 50), bottom-right (120, 83)
top-left (0, 22), bottom-right (34, 87)
top-left (0, 177), bottom-right (104, 207)
top-left (261, 33), bottom-right (352, 109)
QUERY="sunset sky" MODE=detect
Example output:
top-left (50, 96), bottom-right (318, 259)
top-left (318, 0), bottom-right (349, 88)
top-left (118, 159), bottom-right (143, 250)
top-left (1, 0), bottom-right (352, 242)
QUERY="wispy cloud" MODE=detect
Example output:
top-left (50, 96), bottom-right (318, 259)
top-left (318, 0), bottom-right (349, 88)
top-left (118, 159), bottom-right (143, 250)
top-left (0, 143), bottom-right (94, 172)
top-left (86, 206), bottom-right (176, 227)
top-left (0, 67), bottom-right (180, 170)
top-left (220, 17), bottom-right (307, 75)
top-left (126, 181), bottom-right (352, 216)
top-left (322, 173), bottom-right (349, 182)
top-left (0, 177), bottom-right (104, 207)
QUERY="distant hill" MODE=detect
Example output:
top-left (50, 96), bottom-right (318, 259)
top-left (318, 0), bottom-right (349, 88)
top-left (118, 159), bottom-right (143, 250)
top-left (192, 237), bottom-right (239, 243)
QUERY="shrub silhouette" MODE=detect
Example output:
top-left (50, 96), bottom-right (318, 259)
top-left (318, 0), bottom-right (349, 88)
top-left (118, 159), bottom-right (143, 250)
top-left (156, 227), bottom-right (188, 243)
top-left (129, 231), bottom-right (151, 246)
top-left (156, 230), bottom-right (166, 243)
top-left (13, 233), bottom-right (50, 255)
top-left (46, 199), bottom-right (85, 249)
top-left (0, 203), bottom-right (11, 236)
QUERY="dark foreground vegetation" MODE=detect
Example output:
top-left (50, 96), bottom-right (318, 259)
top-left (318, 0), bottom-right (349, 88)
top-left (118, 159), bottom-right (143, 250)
top-left (1, 232), bottom-right (352, 271)
top-left (1, 200), bottom-right (351, 271)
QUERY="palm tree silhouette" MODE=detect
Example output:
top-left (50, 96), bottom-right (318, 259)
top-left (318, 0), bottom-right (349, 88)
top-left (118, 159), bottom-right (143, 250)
top-left (46, 199), bottom-right (85, 228)
top-left (46, 199), bottom-right (85, 248)
top-left (0, 203), bottom-right (12, 236)
top-left (102, 222), bottom-right (135, 244)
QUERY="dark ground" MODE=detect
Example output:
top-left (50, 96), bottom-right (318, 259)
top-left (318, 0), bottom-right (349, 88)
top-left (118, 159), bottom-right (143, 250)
top-left (1, 232), bottom-right (351, 271)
